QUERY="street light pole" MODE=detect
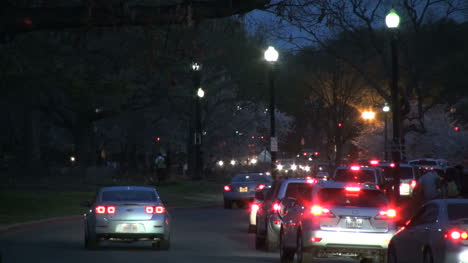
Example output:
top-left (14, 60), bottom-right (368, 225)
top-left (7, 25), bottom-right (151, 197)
top-left (264, 46), bottom-right (279, 180)
top-left (386, 9), bottom-right (401, 203)
top-left (382, 104), bottom-right (390, 161)
top-left (192, 62), bottom-right (202, 180)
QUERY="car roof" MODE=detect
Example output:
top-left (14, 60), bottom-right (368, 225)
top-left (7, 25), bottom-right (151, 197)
top-left (99, 186), bottom-right (156, 192)
top-left (379, 163), bottom-right (414, 168)
top-left (280, 178), bottom-right (308, 183)
top-left (315, 180), bottom-right (379, 190)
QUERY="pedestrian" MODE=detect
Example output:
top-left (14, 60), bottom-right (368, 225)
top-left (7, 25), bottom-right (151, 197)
top-left (154, 153), bottom-right (167, 183)
top-left (415, 169), bottom-right (441, 202)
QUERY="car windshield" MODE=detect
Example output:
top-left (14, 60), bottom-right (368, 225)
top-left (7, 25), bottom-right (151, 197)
top-left (101, 190), bottom-right (158, 202)
top-left (318, 189), bottom-right (388, 207)
top-left (334, 169), bottom-right (376, 184)
top-left (382, 167), bottom-right (414, 180)
top-left (231, 174), bottom-right (272, 183)
top-left (447, 204), bottom-right (468, 221)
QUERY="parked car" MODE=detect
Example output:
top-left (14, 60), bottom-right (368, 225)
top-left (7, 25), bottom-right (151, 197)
top-left (388, 198), bottom-right (468, 263)
top-left (333, 165), bottom-right (386, 190)
top-left (82, 186), bottom-right (171, 250)
top-left (223, 172), bottom-right (273, 209)
top-left (255, 178), bottom-right (313, 251)
top-left (379, 163), bottom-right (418, 197)
top-left (280, 181), bottom-right (396, 263)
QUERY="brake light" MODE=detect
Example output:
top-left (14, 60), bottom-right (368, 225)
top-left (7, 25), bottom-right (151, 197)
top-left (370, 159), bottom-right (379, 165)
top-left (251, 203), bottom-right (260, 212)
top-left (307, 178), bottom-right (317, 184)
top-left (345, 186), bottom-right (361, 192)
top-left (390, 163), bottom-right (396, 168)
top-left (107, 206), bottom-right (116, 214)
top-left (95, 206), bottom-right (106, 214)
top-left (224, 185), bottom-right (231, 191)
top-left (310, 237), bottom-right (322, 242)
top-left (445, 230), bottom-right (468, 240)
top-left (350, 165), bottom-right (360, 171)
top-left (273, 203), bottom-right (281, 211)
top-left (310, 205), bottom-right (332, 216)
top-left (410, 180), bottom-right (417, 188)
top-left (155, 206), bottom-right (166, 214)
top-left (146, 206), bottom-right (154, 214)
top-left (256, 184), bottom-right (266, 190)
top-left (376, 209), bottom-right (397, 219)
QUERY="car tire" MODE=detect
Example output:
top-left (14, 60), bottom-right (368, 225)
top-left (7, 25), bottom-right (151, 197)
top-left (265, 223), bottom-right (279, 252)
top-left (387, 246), bottom-right (398, 263)
top-left (152, 237), bottom-right (170, 250)
top-left (224, 199), bottom-right (232, 209)
top-left (280, 232), bottom-right (294, 263)
top-left (84, 227), bottom-right (99, 250)
top-left (295, 232), bottom-right (313, 263)
top-left (423, 249), bottom-right (433, 263)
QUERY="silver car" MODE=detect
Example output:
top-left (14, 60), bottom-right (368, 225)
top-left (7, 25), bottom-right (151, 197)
top-left (223, 173), bottom-right (273, 209)
top-left (280, 181), bottom-right (396, 262)
top-left (388, 199), bottom-right (468, 263)
top-left (82, 186), bottom-right (171, 250)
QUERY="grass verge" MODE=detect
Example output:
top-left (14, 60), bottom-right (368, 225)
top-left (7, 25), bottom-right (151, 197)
top-left (0, 180), bottom-right (223, 225)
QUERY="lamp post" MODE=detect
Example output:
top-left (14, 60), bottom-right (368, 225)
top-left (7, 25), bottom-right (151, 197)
top-left (264, 46), bottom-right (279, 180)
top-left (192, 62), bottom-right (202, 180)
top-left (382, 104), bottom-right (390, 161)
top-left (386, 9), bottom-right (401, 203)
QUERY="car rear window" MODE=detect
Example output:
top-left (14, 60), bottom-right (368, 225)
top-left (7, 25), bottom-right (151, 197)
top-left (232, 174), bottom-right (271, 183)
top-left (382, 167), bottom-right (414, 180)
top-left (102, 190), bottom-right (157, 202)
top-left (285, 183), bottom-right (312, 200)
top-left (318, 189), bottom-right (388, 207)
top-left (448, 204), bottom-right (468, 221)
top-left (334, 169), bottom-right (376, 184)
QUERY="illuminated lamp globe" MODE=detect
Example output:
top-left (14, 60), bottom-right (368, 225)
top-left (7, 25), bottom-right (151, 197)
top-left (264, 46), bottom-right (279, 63)
top-left (386, 9), bottom-right (400, 28)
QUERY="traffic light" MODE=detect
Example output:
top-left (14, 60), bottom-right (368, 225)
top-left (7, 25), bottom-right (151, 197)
top-left (156, 137), bottom-right (161, 142)
top-left (338, 122), bottom-right (342, 127)
top-left (454, 126), bottom-right (460, 132)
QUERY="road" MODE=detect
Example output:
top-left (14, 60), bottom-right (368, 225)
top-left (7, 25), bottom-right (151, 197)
top-left (0, 207), bottom-right (357, 263)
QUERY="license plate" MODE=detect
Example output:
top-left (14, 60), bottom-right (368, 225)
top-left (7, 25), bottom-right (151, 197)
top-left (239, 187), bottom-right (248, 192)
top-left (118, 223), bottom-right (139, 233)
top-left (345, 217), bottom-right (363, 229)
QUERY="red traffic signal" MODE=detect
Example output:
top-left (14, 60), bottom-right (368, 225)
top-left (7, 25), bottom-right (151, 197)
top-left (454, 126), bottom-right (460, 132)
top-left (156, 137), bottom-right (161, 142)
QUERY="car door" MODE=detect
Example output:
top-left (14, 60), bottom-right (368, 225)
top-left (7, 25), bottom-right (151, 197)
top-left (394, 206), bottom-right (427, 263)
top-left (258, 181), bottom-right (280, 234)
top-left (409, 203), bottom-right (439, 262)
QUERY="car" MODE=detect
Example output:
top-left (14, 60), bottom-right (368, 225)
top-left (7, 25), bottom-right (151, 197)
top-left (82, 186), bottom-right (171, 250)
top-left (248, 188), bottom-right (269, 233)
top-left (315, 171), bottom-right (329, 181)
top-left (223, 172), bottom-right (273, 209)
top-left (255, 178), bottom-right (314, 251)
top-left (388, 199), bottom-right (468, 263)
top-left (279, 181), bottom-right (397, 263)
top-left (333, 165), bottom-right (386, 190)
top-left (379, 163), bottom-right (418, 197)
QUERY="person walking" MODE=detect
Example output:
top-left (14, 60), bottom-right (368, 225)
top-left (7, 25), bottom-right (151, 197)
top-left (154, 153), bottom-right (167, 183)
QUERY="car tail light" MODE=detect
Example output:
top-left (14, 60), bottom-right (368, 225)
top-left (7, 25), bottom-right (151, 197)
top-left (224, 185), bottom-right (231, 191)
top-left (256, 184), bottom-right (266, 190)
top-left (410, 180), bottom-right (417, 188)
top-left (310, 237), bottom-right (322, 242)
top-left (376, 209), bottom-right (397, 219)
top-left (390, 163), bottom-right (396, 168)
top-left (370, 159), bottom-right (379, 165)
top-left (146, 206), bottom-right (154, 214)
top-left (251, 203), bottom-right (260, 212)
top-left (445, 230), bottom-right (468, 240)
top-left (95, 206), bottom-right (106, 214)
top-left (155, 206), bottom-right (166, 214)
top-left (350, 165), bottom-right (360, 171)
top-left (273, 203), bottom-right (281, 212)
top-left (345, 186), bottom-right (361, 192)
top-left (273, 220), bottom-right (281, 225)
top-left (106, 206), bottom-right (116, 214)
top-left (310, 205), bottom-right (333, 217)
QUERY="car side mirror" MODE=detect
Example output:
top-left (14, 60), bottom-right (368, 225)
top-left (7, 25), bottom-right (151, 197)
top-left (255, 190), bottom-right (265, 201)
top-left (81, 201), bottom-right (92, 208)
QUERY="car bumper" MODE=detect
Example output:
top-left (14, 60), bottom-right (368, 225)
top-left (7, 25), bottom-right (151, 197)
top-left (93, 218), bottom-right (169, 237)
top-left (224, 192), bottom-right (255, 201)
top-left (303, 230), bottom-right (394, 251)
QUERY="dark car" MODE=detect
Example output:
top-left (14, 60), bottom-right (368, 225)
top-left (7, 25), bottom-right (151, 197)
top-left (223, 173), bottom-right (273, 209)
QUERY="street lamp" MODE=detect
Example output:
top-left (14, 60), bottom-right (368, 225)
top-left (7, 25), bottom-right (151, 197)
top-left (264, 46), bottom-right (279, 180)
top-left (192, 62), bottom-right (203, 180)
top-left (382, 104), bottom-right (390, 161)
top-left (361, 111), bottom-right (376, 120)
top-left (386, 9), bottom-right (401, 203)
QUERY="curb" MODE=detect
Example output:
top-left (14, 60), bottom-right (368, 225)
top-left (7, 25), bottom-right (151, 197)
top-left (0, 204), bottom-right (222, 234)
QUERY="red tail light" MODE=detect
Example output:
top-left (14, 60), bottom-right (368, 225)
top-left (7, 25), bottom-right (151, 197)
top-left (350, 165), bottom-right (361, 171)
top-left (95, 206), bottom-right (106, 214)
top-left (310, 205), bottom-right (333, 217)
top-left (376, 209), bottom-right (397, 219)
top-left (410, 180), bottom-right (417, 188)
top-left (273, 203), bottom-right (281, 212)
top-left (256, 184), bottom-right (266, 190)
top-left (145, 206), bottom-right (154, 214)
top-left (390, 163), bottom-right (396, 168)
top-left (155, 206), bottom-right (166, 214)
top-left (345, 186), bottom-right (361, 192)
top-left (370, 159), bottom-right (379, 165)
top-left (310, 237), bottom-right (322, 242)
top-left (307, 178), bottom-right (317, 184)
top-left (251, 203), bottom-right (260, 212)
top-left (224, 185), bottom-right (231, 191)
top-left (106, 206), bottom-right (116, 214)
top-left (445, 230), bottom-right (468, 240)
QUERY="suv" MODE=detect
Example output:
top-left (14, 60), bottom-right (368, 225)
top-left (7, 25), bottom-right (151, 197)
top-left (333, 165), bottom-right (385, 190)
top-left (379, 163), bottom-right (418, 197)
top-left (255, 178), bottom-right (313, 251)
top-left (279, 181), bottom-right (396, 263)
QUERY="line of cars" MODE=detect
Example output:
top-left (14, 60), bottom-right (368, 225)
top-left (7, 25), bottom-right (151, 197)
top-left (228, 161), bottom-right (468, 263)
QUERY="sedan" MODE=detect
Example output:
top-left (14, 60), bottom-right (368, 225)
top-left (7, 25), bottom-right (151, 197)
top-left (388, 199), bottom-right (468, 263)
top-left (223, 173), bottom-right (272, 209)
top-left (82, 186), bottom-right (171, 250)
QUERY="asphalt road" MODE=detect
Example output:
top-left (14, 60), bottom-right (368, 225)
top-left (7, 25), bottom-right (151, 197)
top-left (0, 207), bottom-right (357, 263)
